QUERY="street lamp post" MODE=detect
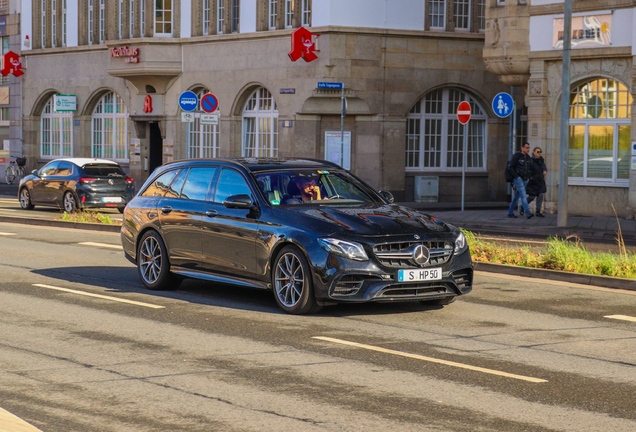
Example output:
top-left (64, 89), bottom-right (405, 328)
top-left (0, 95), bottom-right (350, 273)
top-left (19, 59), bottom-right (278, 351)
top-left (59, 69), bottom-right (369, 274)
top-left (558, 0), bottom-right (573, 227)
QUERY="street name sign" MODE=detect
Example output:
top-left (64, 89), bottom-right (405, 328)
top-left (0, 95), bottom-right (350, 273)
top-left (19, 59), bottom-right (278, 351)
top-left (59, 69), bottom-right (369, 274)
top-left (317, 82), bottom-right (344, 89)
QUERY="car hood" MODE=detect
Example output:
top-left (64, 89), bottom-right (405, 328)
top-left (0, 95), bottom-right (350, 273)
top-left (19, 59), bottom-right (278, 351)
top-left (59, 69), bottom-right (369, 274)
top-left (276, 203), bottom-right (453, 236)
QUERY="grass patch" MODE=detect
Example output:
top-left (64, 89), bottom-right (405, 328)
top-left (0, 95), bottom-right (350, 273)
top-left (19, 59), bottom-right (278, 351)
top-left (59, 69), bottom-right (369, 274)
top-left (59, 210), bottom-right (119, 225)
top-left (464, 230), bottom-right (636, 280)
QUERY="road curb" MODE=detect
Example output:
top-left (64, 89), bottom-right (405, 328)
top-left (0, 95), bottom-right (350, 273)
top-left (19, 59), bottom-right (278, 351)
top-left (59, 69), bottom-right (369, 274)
top-left (474, 261), bottom-right (636, 292)
top-left (0, 215), bottom-right (121, 233)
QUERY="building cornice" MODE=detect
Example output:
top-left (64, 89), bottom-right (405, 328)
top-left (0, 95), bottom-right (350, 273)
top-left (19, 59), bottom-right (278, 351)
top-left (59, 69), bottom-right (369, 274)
top-left (22, 26), bottom-right (485, 56)
top-left (529, 46), bottom-right (632, 61)
top-left (529, 0), bottom-right (635, 16)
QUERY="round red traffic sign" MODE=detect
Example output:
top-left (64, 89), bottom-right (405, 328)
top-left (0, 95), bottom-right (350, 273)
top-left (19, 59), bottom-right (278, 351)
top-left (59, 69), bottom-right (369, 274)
top-left (457, 101), bottom-right (471, 125)
top-left (200, 93), bottom-right (219, 113)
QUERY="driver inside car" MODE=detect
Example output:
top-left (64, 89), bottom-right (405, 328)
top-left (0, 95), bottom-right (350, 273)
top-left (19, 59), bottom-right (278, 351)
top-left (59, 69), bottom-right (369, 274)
top-left (284, 177), bottom-right (325, 204)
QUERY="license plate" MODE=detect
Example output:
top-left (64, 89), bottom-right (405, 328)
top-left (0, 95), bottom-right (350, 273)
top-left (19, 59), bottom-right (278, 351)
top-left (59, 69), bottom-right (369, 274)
top-left (102, 197), bottom-right (122, 203)
top-left (397, 268), bottom-right (442, 282)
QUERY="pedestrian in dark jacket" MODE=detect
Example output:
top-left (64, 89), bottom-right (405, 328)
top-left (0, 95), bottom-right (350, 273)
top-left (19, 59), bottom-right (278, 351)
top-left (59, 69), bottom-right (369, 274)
top-left (507, 142), bottom-right (533, 219)
top-left (526, 147), bottom-right (547, 217)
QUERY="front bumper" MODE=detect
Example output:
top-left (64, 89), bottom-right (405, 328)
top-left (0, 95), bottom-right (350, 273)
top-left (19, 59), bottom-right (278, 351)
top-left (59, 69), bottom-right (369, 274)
top-left (311, 247), bottom-right (473, 303)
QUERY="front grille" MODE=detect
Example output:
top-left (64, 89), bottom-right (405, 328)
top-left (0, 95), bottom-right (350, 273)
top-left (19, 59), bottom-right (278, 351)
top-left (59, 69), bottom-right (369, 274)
top-left (452, 268), bottom-right (473, 289)
top-left (333, 275), bottom-right (364, 296)
top-left (373, 241), bottom-right (453, 268)
top-left (377, 282), bottom-right (451, 298)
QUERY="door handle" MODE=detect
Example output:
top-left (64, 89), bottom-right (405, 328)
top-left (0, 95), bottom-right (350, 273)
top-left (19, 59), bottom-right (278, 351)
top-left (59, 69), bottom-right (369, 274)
top-left (206, 210), bottom-right (218, 218)
top-left (161, 206), bottom-right (172, 214)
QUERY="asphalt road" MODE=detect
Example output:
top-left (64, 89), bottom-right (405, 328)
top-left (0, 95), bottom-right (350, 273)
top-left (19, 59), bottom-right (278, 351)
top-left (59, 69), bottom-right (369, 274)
top-left (0, 222), bottom-right (635, 432)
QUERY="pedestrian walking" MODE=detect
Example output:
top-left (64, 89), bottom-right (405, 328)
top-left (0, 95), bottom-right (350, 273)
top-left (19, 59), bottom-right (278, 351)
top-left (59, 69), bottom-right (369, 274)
top-left (526, 146), bottom-right (548, 217)
top-left (507, 142), bottom-right (533, 219)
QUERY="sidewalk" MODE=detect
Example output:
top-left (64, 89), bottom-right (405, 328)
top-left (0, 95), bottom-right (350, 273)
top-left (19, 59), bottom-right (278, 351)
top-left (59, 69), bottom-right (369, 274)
top-left (400, 201), bottom-right (636, 244)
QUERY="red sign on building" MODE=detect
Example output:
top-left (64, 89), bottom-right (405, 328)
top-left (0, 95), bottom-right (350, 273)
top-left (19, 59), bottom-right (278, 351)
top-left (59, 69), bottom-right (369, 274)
top-left (457, 101), bottom-right (471, 125)
top-left (110, 46), bottom-right (140, 63)
top-left (143, 95), bottom-right (153, 113)
top-left (288, 27), bottom-right (319, 63)
top-left (1, 51), bottom-right (24, 77)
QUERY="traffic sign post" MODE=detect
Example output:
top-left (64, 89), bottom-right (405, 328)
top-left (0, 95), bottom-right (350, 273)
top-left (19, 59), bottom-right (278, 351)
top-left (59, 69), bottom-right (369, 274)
top-left (200, 93), bottom-right (219, 113)
top-left (178, 91), bottom-right (198, 112)
top-left (457, 101), bottom-right (472, 212)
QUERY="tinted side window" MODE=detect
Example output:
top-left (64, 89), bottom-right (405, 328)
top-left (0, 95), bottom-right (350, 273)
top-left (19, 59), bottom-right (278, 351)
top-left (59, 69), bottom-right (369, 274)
top-left (164, 169), bottom-right (187, 199)
top-left (56, 162), bottom-right (74, 176)
top-left (41, 162), bottom-right (59, 176)
top-left (180, 167), bottom-right (217, 201)
top-left (214, 169), bottom-right (252, 203)
top-left (141, 170), bottom-right (179, 197)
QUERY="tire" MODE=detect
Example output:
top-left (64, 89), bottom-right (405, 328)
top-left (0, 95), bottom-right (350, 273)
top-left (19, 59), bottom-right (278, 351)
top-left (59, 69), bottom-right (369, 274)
top-left (272, 245), bottom-right (321, 315)
top-left (420, 296), bottom-right (456, 306)
top-left (5, 165), bottom-right (16, 185)
top-left (19, 187), bottom-right (34, 210)
top-left (137, 230), bottom-right (182, 291)
top-left (63, 191), bottom-right (78, 213)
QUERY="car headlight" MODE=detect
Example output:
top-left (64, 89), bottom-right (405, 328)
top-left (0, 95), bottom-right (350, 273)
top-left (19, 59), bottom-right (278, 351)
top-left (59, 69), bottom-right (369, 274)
top-left (454, 232), bottom-right (467, 255)
top-left (319, 238), bottom-right (369, 261)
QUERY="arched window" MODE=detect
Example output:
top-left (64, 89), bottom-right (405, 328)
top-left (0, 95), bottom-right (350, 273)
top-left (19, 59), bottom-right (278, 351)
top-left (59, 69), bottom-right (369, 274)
top-left (41, 96), bottom-right (73, 159)
top-left (569, 78), bottom-right (632, 185)
top-left (92, 92), bottom-right (129, 161)
top-left (242, 88), bottom-right (279, 157)
top-left (406, 88), bottom-right (487, 171)
top-left (187, 88), bottom-right (220, 159)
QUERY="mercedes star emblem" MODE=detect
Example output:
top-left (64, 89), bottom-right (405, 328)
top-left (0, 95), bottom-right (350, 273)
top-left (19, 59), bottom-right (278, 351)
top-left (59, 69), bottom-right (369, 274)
top-left (108, 179), bottom-right (114, 185)
top-left (412, 245), bottom-right (430, 266)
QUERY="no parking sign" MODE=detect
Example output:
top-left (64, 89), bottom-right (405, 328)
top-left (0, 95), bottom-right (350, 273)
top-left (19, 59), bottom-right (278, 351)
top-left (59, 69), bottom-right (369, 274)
top-left (200, 93), bottom-right (219, 113)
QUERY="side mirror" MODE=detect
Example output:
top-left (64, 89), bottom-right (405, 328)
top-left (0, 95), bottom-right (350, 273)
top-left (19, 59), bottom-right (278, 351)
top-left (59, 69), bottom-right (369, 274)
top-left (32, 170), bottom-right (39, 177)
top-left (379, 190), bottom-right (395, 204)
top-left (223, 194), bottom-right (254, 210)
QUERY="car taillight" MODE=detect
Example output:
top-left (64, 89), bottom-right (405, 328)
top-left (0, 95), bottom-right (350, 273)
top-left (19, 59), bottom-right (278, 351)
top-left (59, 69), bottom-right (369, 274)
top-left (126, 178), bottom-right (134, 185)
top-left (79, 178), bottom-right (97, 184)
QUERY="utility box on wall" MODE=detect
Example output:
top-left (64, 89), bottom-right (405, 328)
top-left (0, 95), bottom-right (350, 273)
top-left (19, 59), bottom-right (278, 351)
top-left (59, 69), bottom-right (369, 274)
top-left (414, 176), bottom-right (439, 203)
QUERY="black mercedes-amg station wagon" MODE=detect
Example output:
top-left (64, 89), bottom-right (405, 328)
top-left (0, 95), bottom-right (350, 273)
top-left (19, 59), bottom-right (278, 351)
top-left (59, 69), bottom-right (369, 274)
top-left (121, 158), bottom-right (472, 314)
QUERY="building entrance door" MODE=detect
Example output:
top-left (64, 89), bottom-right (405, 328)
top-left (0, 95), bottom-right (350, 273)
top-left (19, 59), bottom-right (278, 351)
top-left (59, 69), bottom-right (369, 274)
top-left (149, 122), bottom-right (163, 174)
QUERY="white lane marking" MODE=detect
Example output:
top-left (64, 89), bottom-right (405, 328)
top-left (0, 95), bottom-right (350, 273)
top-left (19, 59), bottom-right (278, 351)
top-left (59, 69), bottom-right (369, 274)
top-left (0, 208), bottom-right (17, 212)
top-left (0, 232), bottom-right (16, 236)
top-left (313, 336), bottom-right (548, 383)
top-left (605, 315), bottom-right (636, 323)
top-left (0, 406), bottom-right (45, 432)
top-left (0, 198), bottom-right (17, 203)
top-left (78, 242), bottom-right (122, 250)
top-left (32, 284), bottom-right (165, 309)
top-left (475, 271), bottom-right (636, 296)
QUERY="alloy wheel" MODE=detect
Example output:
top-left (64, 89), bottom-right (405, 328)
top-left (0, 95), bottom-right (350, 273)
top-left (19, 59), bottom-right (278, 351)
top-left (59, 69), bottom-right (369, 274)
top-left (274, 253), bottom-right (305, 308)
top-left (139, 236), bottom-right (162, 285)
top-left (20, 189), bottom-right (30, 209)
top-left (63, 192), bottom-right (76, 212)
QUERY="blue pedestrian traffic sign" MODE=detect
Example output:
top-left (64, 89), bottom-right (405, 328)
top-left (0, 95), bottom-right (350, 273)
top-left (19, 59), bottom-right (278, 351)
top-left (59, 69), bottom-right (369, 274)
top-left (317, 82), bottom-right (344, 89)
top-left (178, 91), bottom-right (198, 112)
top-left (492, 92), bottom-right (514, 118)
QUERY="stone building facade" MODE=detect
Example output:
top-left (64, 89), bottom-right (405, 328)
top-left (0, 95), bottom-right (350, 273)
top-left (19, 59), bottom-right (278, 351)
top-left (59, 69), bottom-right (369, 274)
top-left (19, 0), bottom-right (511, 202)
top-left (484, 0), bottom-right (636, 217)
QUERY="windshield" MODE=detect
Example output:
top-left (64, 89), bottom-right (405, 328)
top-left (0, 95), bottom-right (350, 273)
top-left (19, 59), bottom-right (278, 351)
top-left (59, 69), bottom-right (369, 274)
top-left (254, 169), bottom-right (380, 206)
top-left (83, 165), bottom-right (126, 177)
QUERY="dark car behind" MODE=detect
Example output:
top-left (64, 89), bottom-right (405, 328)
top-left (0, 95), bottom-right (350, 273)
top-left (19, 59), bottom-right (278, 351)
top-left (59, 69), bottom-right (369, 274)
top-left (18, 158), bottom-right (134, 213)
